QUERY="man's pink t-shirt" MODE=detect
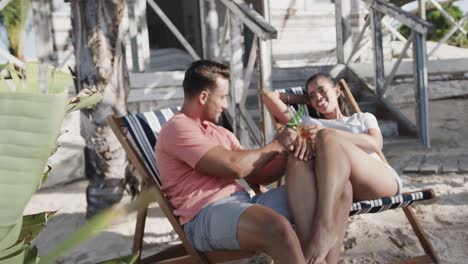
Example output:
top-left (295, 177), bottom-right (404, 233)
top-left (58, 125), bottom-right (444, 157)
top-left (155, 113), bottom-right (243, 225)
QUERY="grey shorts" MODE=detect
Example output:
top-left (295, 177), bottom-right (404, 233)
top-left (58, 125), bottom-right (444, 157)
top-left (183, 186), bottom-right (292, 252)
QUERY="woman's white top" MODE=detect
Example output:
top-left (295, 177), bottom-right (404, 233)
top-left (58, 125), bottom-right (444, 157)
top-left (300, 112), bottom-right (403, 192)
top-left (301, 112), bottom-right (382, 161)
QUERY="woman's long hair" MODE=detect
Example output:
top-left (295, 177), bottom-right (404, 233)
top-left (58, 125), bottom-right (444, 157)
top-left (304, 73), bottom-right (351, 117)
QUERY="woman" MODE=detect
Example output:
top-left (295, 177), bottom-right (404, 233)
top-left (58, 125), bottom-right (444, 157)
top-left (262, 73), bottom-right (402, 264)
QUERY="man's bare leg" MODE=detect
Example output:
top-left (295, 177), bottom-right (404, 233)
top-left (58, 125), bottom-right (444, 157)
top-left (284, 156), bottom-right (317, 254)
top-left (237, 205), bottom-right (306, 264)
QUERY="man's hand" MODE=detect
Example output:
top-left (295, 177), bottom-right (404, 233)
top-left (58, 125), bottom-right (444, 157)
top-left (300, 124), bottom-right (324, 146)
top-left (275, 127), bottom-right (313, 161)
top-left (275, 126), bottom-right (297, 152)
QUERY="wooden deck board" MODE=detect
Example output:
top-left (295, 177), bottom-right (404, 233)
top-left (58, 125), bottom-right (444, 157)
top-left (403, 155), bottom-right (424, 173)
top-left (441, 156), bottom-right (459, 173)
top-left (419, 155), bottom-right (441, 174)
top-left (458, 155), bottom-right (468, 173)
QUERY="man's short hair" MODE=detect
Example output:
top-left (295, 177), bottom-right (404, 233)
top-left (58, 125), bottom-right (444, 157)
top-left (183, 60), bottom-right (230, 99)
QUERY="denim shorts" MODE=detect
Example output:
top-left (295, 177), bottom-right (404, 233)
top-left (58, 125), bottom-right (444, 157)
top-left (183, 186), bottom-right (292, 252)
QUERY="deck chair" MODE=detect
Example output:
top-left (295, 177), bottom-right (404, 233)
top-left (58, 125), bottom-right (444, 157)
top-left (274, 79), bottom-right (439, 264)
top-left (107, 108), bottom-right (256, 264)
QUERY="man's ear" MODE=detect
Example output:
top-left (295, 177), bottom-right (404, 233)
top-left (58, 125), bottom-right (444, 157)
top-left (198, 90), bottom-right (209, 105)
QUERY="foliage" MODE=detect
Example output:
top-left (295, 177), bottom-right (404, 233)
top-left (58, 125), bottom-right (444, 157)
top-left (398, 2), bottom-right (468, 48)
top-left (0, 62), bottom-right (136, 263)
top-left (0, 0), bottom-right (30, 58)
top-left (38, 189), bottom-right (158, 263)
top-left (0, 62), bottom-right (104, 264)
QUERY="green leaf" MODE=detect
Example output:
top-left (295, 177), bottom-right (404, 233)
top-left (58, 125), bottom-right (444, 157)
top-left (19, 212), bottom-right (56, 244)
top-left (0, 68), bottom-right (68, 252)
top-left (48, 68), bottom-right (73, 94)
top-left (25, 62), bottom-right (40, 94)
top-left (66, 89), bottom-right (103, 113)
top-left (96, 254), bottom-right (139, 264)
top-left (23, 246), bottom-right (39, 264)
top-left (22, 212), bottom-right (55, 227)
top-left (39, 165), bottom-right (52, 188)
top-left (0, 248), bottom-right (26, 264)
top-left (39, 208), bottom-right (117, 264)
top-left (0, 218), bottom-right (22, 253)
top-left (7, 64), bottom-right (23, 92)
top-left (39, 189), bottom-right (158, 263)
top-left (0, 62), bottom-right (73, 259)
top-left (0, 66), bottom-right (11, 93)
top-left (0, 239), bottom-right (25, 262)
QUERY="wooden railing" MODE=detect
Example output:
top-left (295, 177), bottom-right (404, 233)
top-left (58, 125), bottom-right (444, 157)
top-left (204, 0), bottom-right (278, 148)
top-left (336, 0), bottom-right (434, 148)
top-left (136, 0), bottom-right (277, 148)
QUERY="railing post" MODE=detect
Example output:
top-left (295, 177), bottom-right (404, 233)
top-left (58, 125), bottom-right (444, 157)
top-left (259, 0), bottom-right (274, 145)
top-left (199, 0), bottom-right (207, 59)
top-left (413, 32), bottom-right (430, 148)
top-left (370, 8), bottom-right (385, 96)
top-left (206, 0), bottom-right (219, 60)
top-left (229, 13), bottom-right (244, 138)
top-left (335, 0), bottom-right (353, 64)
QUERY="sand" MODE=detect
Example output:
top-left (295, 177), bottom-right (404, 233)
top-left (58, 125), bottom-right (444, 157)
top-left (25, 97), bottom-right (468, 263)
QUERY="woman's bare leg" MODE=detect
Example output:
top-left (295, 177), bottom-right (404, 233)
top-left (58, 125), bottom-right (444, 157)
top-left (309, 129), bottom-right (398, 263)
top-left (285, 155), bottom-right (353, 264)
top-left (325, 181), bottom-right (353, 264)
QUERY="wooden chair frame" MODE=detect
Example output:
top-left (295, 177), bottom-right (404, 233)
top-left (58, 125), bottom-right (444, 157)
top-left (107, 116), bottom-right (255, 264)
top-left (340, 79), bottom-right (438, 264)
top-left (271, 79), bottom-right (439, 264)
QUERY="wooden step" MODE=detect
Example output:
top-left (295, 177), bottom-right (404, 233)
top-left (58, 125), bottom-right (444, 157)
top-left (357, 100), bottom-right (377, 114)
top-left (401, 153), bottom-right (468, 174)
top-left (378, 119), bottom-right (399, 138)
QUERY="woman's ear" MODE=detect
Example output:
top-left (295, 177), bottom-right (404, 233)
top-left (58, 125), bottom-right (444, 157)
top-left (335, 85), bottom-right (341, 96)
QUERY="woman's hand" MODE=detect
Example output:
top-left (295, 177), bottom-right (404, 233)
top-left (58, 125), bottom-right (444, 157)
top-left (299, 124), bottom-right (324, 146)
top-left (292, 135), bottom-right (314, 161)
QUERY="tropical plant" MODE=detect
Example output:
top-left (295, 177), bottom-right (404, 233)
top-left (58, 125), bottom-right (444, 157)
top-left (38, 189), bottom-right (159, 263)
top-left (0, 0), bottom-right (30, 59)
top-left (0, 62), bottom-right (101, 263)
top-left (398, 1), bottom-right (468, 48)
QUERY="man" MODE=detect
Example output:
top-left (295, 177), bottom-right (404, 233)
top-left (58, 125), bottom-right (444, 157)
top-left (156, 60), bottom-right (343, 264)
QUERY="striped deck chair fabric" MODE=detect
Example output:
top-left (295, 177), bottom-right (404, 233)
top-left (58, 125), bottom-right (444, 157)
top-left (349, 190), bottom-right (434, 216)
top-left (122, 106), bottom-right (181, 187)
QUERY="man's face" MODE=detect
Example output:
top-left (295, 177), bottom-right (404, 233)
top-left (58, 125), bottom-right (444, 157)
top-left (202, 77), bottom-right (229, 123)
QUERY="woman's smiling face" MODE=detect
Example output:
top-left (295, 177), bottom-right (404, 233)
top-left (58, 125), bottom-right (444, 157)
top-left (307, 77), bottom-right (340, 117)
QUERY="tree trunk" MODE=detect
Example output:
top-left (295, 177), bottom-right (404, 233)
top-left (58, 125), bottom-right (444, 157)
top-left (70, 0), bottom-right (134, 217)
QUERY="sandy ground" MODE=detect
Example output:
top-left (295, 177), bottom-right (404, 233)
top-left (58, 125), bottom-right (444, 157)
top-left (25, 98), bottom-right (468, 263)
